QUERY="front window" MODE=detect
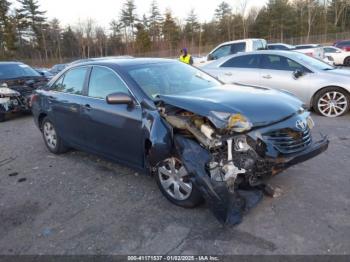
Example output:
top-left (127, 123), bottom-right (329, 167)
top-left (211, 42), bottom-right (246, 60)
top-left (127, 62), bottom-right (222, 99)
top-left (0, 63), bottom-right (40, 79)
top-left (261, 55), bottom-right (307, 71)
top-left (88, 67), bottom-right (129, 99)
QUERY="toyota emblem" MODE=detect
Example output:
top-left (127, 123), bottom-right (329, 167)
top-left (296, 119), bottom-right (307, 131)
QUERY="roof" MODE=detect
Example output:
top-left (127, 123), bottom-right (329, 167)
top-left (0, 61), bottom-right (24, 65)
top-left (70, 57), bottom-right (177, 67)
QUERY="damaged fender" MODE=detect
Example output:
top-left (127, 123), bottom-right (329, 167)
top-left (174, 135), bottom-right (262, 225)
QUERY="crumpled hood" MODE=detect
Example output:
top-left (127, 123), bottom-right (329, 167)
top-left (159, 84), bottom-right (303, 128)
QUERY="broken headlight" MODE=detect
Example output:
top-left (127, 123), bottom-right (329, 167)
top-left (228, 114), bottom-right (253, 133)
top-left (210, 112), bottom-right (253, 133)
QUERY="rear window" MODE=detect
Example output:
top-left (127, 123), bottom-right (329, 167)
top-left (0, 64), bottom-right (40, 79)
top-left (221, 55), bottom-right (260, 68)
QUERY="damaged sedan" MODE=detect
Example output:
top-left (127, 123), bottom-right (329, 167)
top-left (0, 62), bottom-right (49, 122)
top-left (31, 58), bottom-right (329, 225)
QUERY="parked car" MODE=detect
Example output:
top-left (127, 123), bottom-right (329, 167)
top-left (334, 40), bottom-right (350, 52)
top-left (0, 62), bottom-right (48, 122)
top-left (267, 43), bottom-right (295, 50)
top-left (34, 67), bottom-right (54, 80)
top-left (194, 38), bottom-right (267, 66)
top-left (324, 46), bottom-right (350, 66)
top-left (202, 50), bottom-right (350, 117)
top-left (49, 63), bottom-right (67, 75)
top-left (295, 44), bottom-right (334, 64)
top-left (31, 58), bottom-right (328, 225)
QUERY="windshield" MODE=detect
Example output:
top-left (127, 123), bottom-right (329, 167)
top-left (292, 52), bottom-right (335, 70)
top-left (127, 62), bottom-right (222, 99)
top-left (0, 64), bottom-right (40, 79)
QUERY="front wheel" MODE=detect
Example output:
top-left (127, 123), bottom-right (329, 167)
top-left (155, 157), bottom-right (203, 208)
top-left (41, 117), bottom-right (69, 154)
top-left (344, 57), bottom-right (350, 66)
top-left (313, 87), bottom-right (349, 117)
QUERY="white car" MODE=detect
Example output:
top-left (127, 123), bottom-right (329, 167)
top-left (194, 38), bottom-right (267, 66)
top-left (323, 46), bottom-right (350, 66)
top-left (202, 50), bottom-right (350, 117)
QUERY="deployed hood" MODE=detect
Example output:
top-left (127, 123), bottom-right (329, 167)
top-left (159, 84), bottom-right (303, 128)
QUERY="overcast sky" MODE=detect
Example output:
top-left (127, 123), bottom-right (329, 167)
top-left (19, 0), bottom-right (268, 28)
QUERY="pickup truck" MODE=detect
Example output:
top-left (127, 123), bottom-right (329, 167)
top-left (193, 38), bottom-right (267, 66)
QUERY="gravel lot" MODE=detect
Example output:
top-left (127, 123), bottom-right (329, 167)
top-left (0, 113), bottom-right (349, 255)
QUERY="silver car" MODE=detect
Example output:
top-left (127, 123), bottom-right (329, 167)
top-left (202, 50), bottom-right (350, 117)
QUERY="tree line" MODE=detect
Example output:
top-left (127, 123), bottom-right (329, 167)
top-left (1, 0), bottom-right (350, 64)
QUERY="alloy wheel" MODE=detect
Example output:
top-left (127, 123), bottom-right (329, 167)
top-left (158, 158), bottom-right (193, 201)
top-left (43, 121), bottom-right (57, 150)
top-left (317, 91), bottom-right (348, 117)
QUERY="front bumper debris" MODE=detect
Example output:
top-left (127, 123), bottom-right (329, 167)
top-left (174, 133), bottom-right (329, 226)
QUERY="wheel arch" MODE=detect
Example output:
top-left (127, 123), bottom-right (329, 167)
top-left (343, 56), bottom-right (350, 65)
top-left (310, 85), bottom-right (350, 110)
top-left (38, 112), bottom-right (48, 130)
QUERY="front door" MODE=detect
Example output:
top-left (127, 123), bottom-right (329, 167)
top-left (259, 54), bottom-right (313, 104)
top-left (80, 66), bottom-right (143, 167)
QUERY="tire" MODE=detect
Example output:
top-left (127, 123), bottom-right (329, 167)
top-left (0, 113), bottom-right (5, 122)
top-left (344, 57), bottom-right (350, 66)
top-left (313, 87), bottom-right (349, 117)
top-left (41, 117), bottom-right (69, 154)
top-left (155, 157), bottom-right (203, 208)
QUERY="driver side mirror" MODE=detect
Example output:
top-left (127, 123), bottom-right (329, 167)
top-left (207, 54), bottom-right (215, 61)
top-left (106, 92), bottom-right (134, 105)
top-left (293, 69), bottom-right (304, 79)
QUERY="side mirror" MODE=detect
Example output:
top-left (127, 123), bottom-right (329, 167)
top-left (106, 92), bottom-right (134, 105)
top-left (207, 54), bottom-right (215, 61)
top-left (39, 72), bottom-right (45, 76)
top-left (293, 69), bottom-right (304, 79)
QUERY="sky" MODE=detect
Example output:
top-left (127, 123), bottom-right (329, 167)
top-left (20, 0), bottom-right (268, 28)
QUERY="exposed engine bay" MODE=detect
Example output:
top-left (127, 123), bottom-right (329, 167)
top-left (156, 102), bottom-right (328, 225)
top-left (0, 87), bottom-right (29, 121)
top-left (159, 105), bottom-right (269, 192)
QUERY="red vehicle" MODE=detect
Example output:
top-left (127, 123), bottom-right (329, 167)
top-left (334, 40), bottom-right (350, 51)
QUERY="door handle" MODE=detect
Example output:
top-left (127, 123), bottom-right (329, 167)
top-left (262, 75), bottom-right (272, 79)
top-left (224, 72), bottom-right (233, 76)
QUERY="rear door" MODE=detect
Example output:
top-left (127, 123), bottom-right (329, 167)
top-left (214, 54), bottom-right (261, 85)
top-left (80, 66), bottom-right (143, 167)
top-left (259, 54), bottom-right (313, 103)
top-left (48, 66), bottom-right (90, 146)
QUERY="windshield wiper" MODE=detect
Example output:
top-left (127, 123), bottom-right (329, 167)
top-left (323, 68), bottom-right (336, 71)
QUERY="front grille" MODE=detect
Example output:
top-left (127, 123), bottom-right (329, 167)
top-left (264, 128), bottom-right (312, 154)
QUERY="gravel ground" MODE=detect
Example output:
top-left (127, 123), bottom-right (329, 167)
top-left (0, 113), bottom-right (349, 255)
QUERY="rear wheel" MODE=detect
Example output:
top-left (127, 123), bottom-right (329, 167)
top-left (41, 117), bottom-right (68, 154)
top-left (344, 57), bottom-right (350, 66)
top-left (155, 157), bottom-right (203, 208)
top-left (313, 87), bottom-right (349, 117)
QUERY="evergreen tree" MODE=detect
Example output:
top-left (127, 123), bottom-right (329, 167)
top-left (135, 23), bottom-right (151, 54)
top-left (184, 9), bottom-right (200, 49)
top-left (148, 0), bottom-right (162, 43)
top-left (0, 0), bottom-right (16, 54)
top-left (162, 10), bottom-right (180, 50)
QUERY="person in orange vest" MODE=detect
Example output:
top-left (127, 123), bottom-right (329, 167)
top-left (179, 48), bottom-right (193, 65)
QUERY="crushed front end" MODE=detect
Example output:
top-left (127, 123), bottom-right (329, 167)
top-left (159, 103), bottom-right (329, 225)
